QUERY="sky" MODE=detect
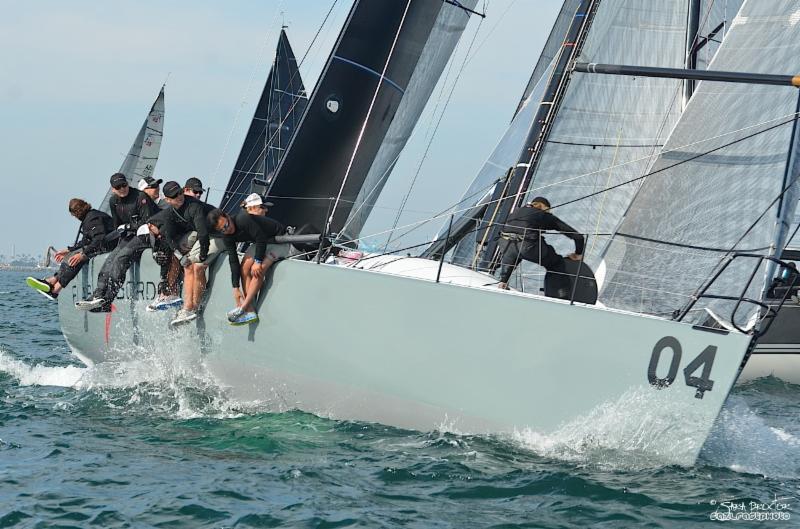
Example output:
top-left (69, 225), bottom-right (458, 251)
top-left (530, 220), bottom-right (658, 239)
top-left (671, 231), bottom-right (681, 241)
top-left (0, 0), bottom-right (562, 256)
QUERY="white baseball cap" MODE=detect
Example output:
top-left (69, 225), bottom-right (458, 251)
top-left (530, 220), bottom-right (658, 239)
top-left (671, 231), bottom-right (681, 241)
top-left (242, 193), bottom-right (274, 209)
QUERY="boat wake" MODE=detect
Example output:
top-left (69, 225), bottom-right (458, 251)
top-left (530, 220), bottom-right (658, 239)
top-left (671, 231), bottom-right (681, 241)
top-left (510, 387), bottom-right (714, 470)
top-left (0, 332), bottom-right (264, 420)
top-left (700, 394), bottom-right (800, 478)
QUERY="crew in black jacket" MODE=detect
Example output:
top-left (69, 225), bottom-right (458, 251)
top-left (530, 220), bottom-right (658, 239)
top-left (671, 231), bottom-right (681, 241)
top-left (76, 173), bottom-right (158, 311)
top-left (161, 180), bottom-right (225, 325)
top-left (208, 207), bottom-right (289, 325)
top-left (497, 196), bottom-right (584, 296)
top-left (26, 198), bottom-right (115, 300)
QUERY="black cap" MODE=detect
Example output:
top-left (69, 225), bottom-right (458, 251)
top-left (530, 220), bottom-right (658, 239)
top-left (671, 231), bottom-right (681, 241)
top-left (110, 173), bottom-right (128, 187)
top-left (184, 177), bottom-right (204, 193)
top-left (529, 196), bottom-right (551, 208)
top-left (163, 181), bottom-right (182, 198)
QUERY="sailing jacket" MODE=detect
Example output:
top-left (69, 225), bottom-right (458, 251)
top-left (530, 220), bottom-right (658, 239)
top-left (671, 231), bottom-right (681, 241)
top-left (222, 211), bottom-right (285, 287)
top-left (68, 209), bottom-right (115, 258)
top-left (109, 189), bottom-right (159, 235)
top-left (501, 205), bottom-right (585, 255)
top-left (171, 196), bottom-right (216, 261)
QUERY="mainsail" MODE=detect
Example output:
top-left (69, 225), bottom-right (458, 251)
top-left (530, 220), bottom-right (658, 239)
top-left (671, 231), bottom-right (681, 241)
top-left (265, 0), bottom-right (477, 235)
top-left (429, 0), bottom-right (688, 291)
top-left (219, 29), bottom-right (307, 214)
top-left (598, 0), bottom-right (800, 326)
top-left (99, 87), bottom-right (165, 213)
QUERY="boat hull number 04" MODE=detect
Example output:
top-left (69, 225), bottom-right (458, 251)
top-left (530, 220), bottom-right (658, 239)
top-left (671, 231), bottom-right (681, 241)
top-left (647, 336), bottom-right (715, 399)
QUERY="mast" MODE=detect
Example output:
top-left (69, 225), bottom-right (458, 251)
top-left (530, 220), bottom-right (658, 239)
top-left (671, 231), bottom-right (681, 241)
top-left (219, 29), bottom-right (307, 214)
top-left (471, 0), bottom-right (599, 273)
top-left (683, 0), bottom-right (701, 106)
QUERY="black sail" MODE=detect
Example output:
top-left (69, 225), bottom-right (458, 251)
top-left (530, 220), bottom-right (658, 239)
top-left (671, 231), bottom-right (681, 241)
top-left (265, 0), bottom-right (476, 235)
top-left (219, 29), bottom-right (307, 213)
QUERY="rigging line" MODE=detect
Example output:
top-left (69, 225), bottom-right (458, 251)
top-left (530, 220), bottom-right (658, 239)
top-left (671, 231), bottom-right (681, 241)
top-left (346, 112), bottom-right (800, 253)
top-left (464, 0), bottom-right (519, 67)
top-left (209, 0), bottom-right (285, 204)
top-left (232, 0), bottom-right (340, 187)
top-left (326, 0), bottom-right (414, 232)
top-left (615, 232), bottom-right (771, 254)
top-left (684, 170), bottom-right (800, 314)
top-left (551, 115), bottom-right (799, 211)
top-left (335, 11), bottom-right (468, 239)
top-left (222, 0), bottom-right (341, 208)
top-left (588, 126), bottom-right (623, 257)
top-left (395, 108), bottom-right (800, 245)
top-left (382, 10), bottom-right (485, 252)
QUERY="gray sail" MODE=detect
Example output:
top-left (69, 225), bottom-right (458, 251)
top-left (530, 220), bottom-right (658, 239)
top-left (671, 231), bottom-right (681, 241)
top-left (513, 0), bottom-right (581, 118)
top-left (693, 0), bottom-right (745, 72)
top-left (432, 58), bottom-right (556, 265)
top-left (99, 87), bottom-right (165, 213)
top-left (599, 0), bottom-right (800, 326)
top-left (338, 0), bottom-right (477, 240)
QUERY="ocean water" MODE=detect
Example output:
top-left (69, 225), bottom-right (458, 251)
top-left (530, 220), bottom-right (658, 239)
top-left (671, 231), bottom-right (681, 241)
top-left (0, 270), bottom-right (798, 528)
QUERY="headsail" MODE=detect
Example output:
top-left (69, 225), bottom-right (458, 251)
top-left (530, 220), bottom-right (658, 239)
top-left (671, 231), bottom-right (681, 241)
top-left (512, 0), bottom-right (581, 118)
top-left (265, 0), bottom-right (477, 235)
top-left (219, 29), bottom-right (307, 213)
top-left (99, 86), bottom-right (165, 213)
top-left (598, 0), bottom-right (800, 326)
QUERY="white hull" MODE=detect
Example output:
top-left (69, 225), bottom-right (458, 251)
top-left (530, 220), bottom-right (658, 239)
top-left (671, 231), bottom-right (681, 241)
top-left (58, 253), bottom-right (752, 465)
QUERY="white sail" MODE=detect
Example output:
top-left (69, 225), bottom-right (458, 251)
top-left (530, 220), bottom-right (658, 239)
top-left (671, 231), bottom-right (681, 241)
top-left (99, 87), bottom-right (165, 212)
top-left (599, 0), bottom-right (800, 327)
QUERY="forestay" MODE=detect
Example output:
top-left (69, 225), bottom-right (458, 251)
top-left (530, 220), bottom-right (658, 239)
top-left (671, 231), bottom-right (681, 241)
top-left (99, 87), bottom-right (165, 213)
top-left (599, 0), bottom-right (800, 326)
top-left (219, 30), bottom-right (307, 213)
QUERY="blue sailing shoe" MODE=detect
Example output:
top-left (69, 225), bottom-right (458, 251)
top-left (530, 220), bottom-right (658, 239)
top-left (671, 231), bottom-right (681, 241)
top-left (146, 295), bottom-right (183, 312)
top-left (226, 307), bottom-right (244, 322)
top-left (230, 312), bottom-right (259, 326)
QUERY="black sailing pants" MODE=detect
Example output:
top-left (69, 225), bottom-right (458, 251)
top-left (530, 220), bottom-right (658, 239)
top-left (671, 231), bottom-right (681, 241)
top-left (54, 249), bottom-right (86, 288)
top-left (498, 238), bottom-right (566, 287)
top-left (92, 235), bottom-right (150, 301)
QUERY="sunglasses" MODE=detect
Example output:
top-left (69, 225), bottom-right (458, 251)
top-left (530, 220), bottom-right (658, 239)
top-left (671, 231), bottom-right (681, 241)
top-left (112, 183), bottom-right (128, 190)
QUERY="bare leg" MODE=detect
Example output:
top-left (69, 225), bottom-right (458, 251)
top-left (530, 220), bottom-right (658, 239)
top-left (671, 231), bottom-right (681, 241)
top-left (241, 256), bottom-right (253, 294)
top-left (241, 259), bottom-right (274, 312)
top-left (182, 265), bottom-right (195, 311)
top-left (51, 281), bottom-right (64, 295)
top-left (192, 264), bottom-right (207, 310)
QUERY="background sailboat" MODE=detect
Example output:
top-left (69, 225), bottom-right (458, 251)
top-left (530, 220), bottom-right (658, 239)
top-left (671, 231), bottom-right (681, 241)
top-left (219, 29), bottom-right (307, 213)
top-left (98, 86), bottom-right (165, 213)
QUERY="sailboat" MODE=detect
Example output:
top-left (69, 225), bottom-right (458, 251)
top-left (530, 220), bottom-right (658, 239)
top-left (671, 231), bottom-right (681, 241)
top-left (219, 29), bottom-right (308, 213)
top-left (98, 86), bottom-right (165, 213)
top-left (426, 0), bottom-right (800, 384)
top-left (53, 0), bottom-right (771, 466)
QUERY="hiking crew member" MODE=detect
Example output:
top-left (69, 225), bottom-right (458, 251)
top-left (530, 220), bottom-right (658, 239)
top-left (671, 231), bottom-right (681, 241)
top-left (138, 176), bottom-right (183, 308)
top-left (497, 196), bottom-right (584, 295)
top-left (162, 180), bottom-right (225, 325)
top-left (208, 207), bottom-right (288, 325)
top-left (183, 177), bottom-right (204, 200)
top-left (26, 199), bottom-right (115, 300)
top-left (241, 192), bottom-right (273, 217)
top-left (76, 173), bottom-right (158, 311)
top-left (137, 176), bottom-right (163, 203)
